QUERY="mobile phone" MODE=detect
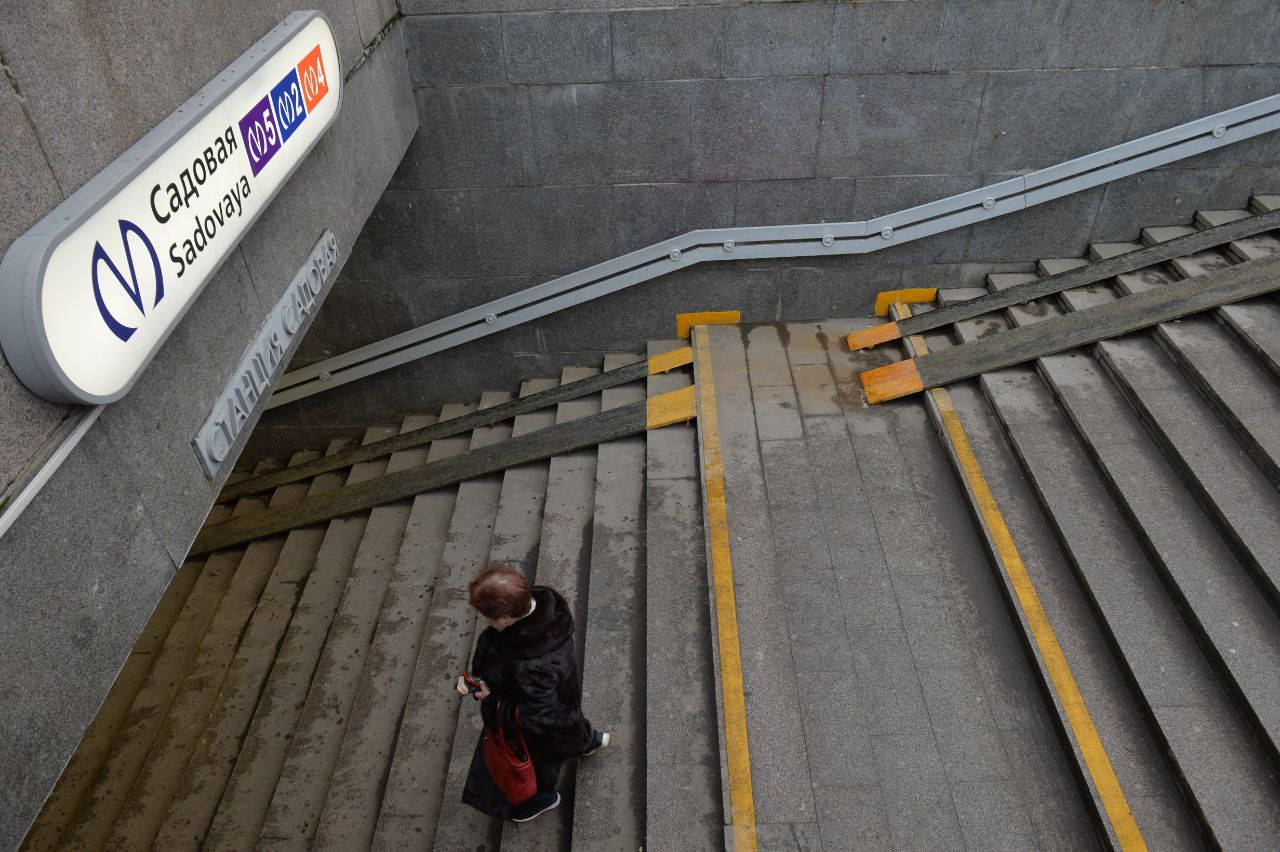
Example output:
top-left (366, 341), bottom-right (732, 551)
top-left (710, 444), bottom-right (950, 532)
top-left (455, 672), bottom-right (484, 698)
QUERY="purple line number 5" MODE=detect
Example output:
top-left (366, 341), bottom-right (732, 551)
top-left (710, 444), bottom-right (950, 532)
top-left (239, 95), bottom-right (282, 177)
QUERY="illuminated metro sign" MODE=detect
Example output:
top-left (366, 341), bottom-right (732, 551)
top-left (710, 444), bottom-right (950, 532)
top-left (0, 11), bottom-right (341, 404)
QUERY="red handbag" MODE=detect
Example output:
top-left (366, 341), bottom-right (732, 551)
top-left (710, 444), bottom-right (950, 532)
top-left (484, 701), bottom-right (537, 805)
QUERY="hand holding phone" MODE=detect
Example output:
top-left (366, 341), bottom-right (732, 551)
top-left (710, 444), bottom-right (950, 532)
top-left (456, 672), bottom-right (487, 700)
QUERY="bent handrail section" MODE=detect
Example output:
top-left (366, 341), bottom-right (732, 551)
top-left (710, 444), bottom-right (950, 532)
top-left (267, 92), bottom-right (1280, 409)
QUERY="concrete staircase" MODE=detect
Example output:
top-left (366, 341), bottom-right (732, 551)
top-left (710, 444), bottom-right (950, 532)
top-left (925, 192), bottom-right (1280, 849)
top-left (21, 348), bottom-right (719, 852)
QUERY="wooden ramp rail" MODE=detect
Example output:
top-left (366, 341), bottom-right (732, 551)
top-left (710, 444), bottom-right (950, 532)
top-left (192, 385), bottom-right (696, 555)
top-left (861, 252), bottom-right (1280, 404)
top-left (847, 207), bottom-right (1280, 351)
top-left (218, 347), bottom-right (692, 503)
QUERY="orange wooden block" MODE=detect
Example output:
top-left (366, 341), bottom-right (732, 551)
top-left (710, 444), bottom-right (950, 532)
top-left (676, 310), bottom-right (741, 339)
top-left (846, 321), bottom-right (901, 351)
top-left (859, 359), bottom-right (924, 404)
top-left (873, 288), bottom-right (937, 317)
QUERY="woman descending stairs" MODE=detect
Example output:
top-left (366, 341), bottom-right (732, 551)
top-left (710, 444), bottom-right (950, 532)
top-left (23, 347), bottom-right (720, 852)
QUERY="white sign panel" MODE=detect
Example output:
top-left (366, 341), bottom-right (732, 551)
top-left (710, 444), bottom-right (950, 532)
top-left (0, 11), bottom-right (341, 404)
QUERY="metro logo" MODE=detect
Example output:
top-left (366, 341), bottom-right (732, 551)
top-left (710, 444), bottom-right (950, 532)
top-left (296, 45), bottom-right (329, 112)
top-left (91, 219), bottom-right (164, 343)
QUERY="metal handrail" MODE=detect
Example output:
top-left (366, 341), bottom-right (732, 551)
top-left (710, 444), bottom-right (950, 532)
top-left (267, 92), bottom-right (1280, 408)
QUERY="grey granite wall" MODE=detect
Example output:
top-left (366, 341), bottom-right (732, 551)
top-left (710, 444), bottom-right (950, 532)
top-left (251, 0), bottom-right (1280, 445)
top-left (0, 3), bottom-right (416, 846)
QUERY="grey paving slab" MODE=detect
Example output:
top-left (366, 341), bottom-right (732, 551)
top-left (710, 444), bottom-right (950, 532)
top-left (396, 86), bottom-right (535, 190)
top-left (611, 182), bottom-right (735, 255)
top-left (706, 325), bottom-right (814, 825)
top-left (949, 781), bottom-right (1044, 852)
top-left (755, 821), bottom-right (822, 851)
top-left (402, 14), bottom-right (502, 86)
top-left (721, 3), bottom-right (833, 78)
top-left (204, 437), bottom-right (382, 850)
top-left (369, 398), bottom-right (507, 850)
top-left (830, 0), bottom-right (944, 74)
top-left (502, 11), bottom-right (610, 84)
top-left (573, 375), bottom-right (646, 850)
top-left (752, 386), bottom-right (804, 441)
top-left (812, 783), bottom-right (892, 852)
top-left (309, 412), bottom-right (468, 851)
top-left (642, 760), bottom-right (723, 852)
top-left (611, 7), bottom-right (723, 81)
top-left (529, 79), bottom-right (696, 185)
top-left (872, 734), bottom-right (965, 851)
top-left (259, 419), bottom-right (418, 844)
top-left (818, 74), bottom-right (984, 177)
top-left (690, 78), bottom-right (823, 182)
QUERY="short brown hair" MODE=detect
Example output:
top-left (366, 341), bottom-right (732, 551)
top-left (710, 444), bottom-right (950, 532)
top-left (468, 564), bottom-right (532, 619)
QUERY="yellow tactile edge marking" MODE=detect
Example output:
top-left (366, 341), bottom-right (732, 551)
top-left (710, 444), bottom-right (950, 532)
top-left (874, 287), bottom-right (937, 316)
top-left (647, 346), bottom-right (694, 374)
top-left (899, 304), bottom-right (1146, 852)
top-left (677, 310), bottom-right (741, 339)
top-left (692, 326), bottom-right (758, 852)
top-left (645, 385), bottom-right (697, 429)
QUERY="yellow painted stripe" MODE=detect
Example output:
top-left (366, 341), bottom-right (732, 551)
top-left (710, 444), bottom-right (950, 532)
top-left (645, 385), bottom-right (697, 429)
top-left (692, 326), bottom-right (758, 852)
top-left (647, 346), bottom-right (694, 375)
top-left (676, 310), bottom-right (741, 339)
top-left (898, 304), bottom-right (1146, 852)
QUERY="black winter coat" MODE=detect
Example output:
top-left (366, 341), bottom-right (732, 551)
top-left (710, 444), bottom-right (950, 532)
top-left (462, 586), bottom-right (593, 816)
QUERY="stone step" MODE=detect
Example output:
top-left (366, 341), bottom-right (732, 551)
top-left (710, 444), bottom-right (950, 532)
top-left (1088, 240), bottom-right (1142, 262)
top-left (1036, 257), bottom-right (1088, 277)
top-left (370, 393), bottom-right (510, 850)
top-left (307, 409), bottom-right (461, 851)
top-left (572, 352), bottom-right (647, 850)
top-left (499, 364), bottom-right (603, 850)
top-left (981, 294), bottom-right (1280, 849)
top-left (20, 559), bottom-right (205, 851)
top-left (1194, 208), bottom-right (1252, 229)
top-left (1141, 225), bottom-right (1198, 247)
top-left (641, 339), bottom-right (722, 852)
top-left (152, 445), bottom-right (346, 851)
top-left (943, 354), bottom-right (1206, 851)
top-left (58, 464), bottom-right (279, 851)
top-left (110, 453), bottom-right (327, 848)
top-left (1251, 194), bottom-right (1280, 214)
top-left (431, 377), bottom-right (559, 851)
top-left (258, 418), bottom-right (422, 846)
top-left (202, 432), bottom-right (403, 849)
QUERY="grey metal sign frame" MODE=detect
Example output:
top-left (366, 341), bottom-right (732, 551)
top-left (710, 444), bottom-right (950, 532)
top-left (0, 11), bottom-right (342, 405)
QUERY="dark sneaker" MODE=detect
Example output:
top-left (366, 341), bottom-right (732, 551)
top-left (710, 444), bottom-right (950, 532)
top-left (511, 791), bottom-right (561, 823)
top-left (582, 729), bottom-right (610, 757)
